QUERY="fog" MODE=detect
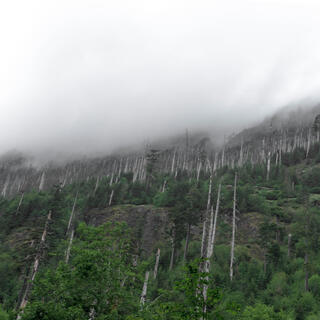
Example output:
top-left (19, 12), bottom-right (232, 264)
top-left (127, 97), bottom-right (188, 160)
top-left (1, 0), bottom-right (320, 159)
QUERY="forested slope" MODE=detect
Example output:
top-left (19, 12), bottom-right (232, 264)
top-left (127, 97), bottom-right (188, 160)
top-left (1, 106), bottom-right (320, 319)
top-left (1, 138), bottom-right (320, 319)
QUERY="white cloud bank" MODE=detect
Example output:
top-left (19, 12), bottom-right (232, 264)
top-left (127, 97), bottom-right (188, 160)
top-left (1, 0), bottom-right (320, 157)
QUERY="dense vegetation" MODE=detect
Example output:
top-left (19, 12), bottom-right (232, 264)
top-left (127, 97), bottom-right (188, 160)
top-left (1, 143), bottom-right (320, 319)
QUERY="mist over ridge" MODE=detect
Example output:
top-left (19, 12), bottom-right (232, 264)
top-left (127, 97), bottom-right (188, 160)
top-left (2, 0), bottom-right (320, 161)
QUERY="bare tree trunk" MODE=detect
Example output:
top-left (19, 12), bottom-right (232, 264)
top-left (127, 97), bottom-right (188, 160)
top-left (153, 248), bottom-right (161, 279)
top-left (201, 173), bottom-right (212, 258)
top-left (230, 173), bottom-right (237, 281)
top-left (183, 223), bottom-right (191, 261)
top-left (39, 171), bottom-right (45, 191)
top-left (203, 183), bottom-right (221, 305)
top-left (239, 139), bottom-right (243, 167)
top-left (206, 206), bottom-right (214, 269)
top-left (208, 183), bottom-right (221, 259)
top-left (67, 193), bottom-right (78, 234)
top-left (16, 192), bottom-right (24, 215)
top-left (65, 228), bottom-right (74, 264)
top-left (266, 151), bottom-right (271, 181)
top-left (263, 249), bottom-right (267, 274)
top-left (17, 211), bottom-right (52, 318)
top-left (200, 219), bottom-right (207, 259)
top-left (108, 190), bottom-right (114, 206)
top-left (140, 271), bottom-right (150, 306)
top-left (306, 129), bottom-right (311, 158)
top-left (1, 175), bottom-right (10, 197)
top-left (171, 150), bottom-right (176, 174)
top-left (161, 180), bottom-right (167, 193)
top-left (94, 176), bottom-right (100, 194)
top-left (109, 172), bottom-right (114, 186)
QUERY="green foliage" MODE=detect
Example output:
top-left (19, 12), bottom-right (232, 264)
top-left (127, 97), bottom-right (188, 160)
top-left (0, 305), bottom-right (9, 320)
top-left (2, 151), bottom-right (320, 319)
top-left (241, 303), bottom-right (286, 320)
top-left (21, 222), bottom-right (139, 320)
top-left (140, 259), bottom-right (234, 320)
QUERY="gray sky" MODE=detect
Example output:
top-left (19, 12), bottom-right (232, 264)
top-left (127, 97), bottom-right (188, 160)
top-left (1, 0), bottom-right (320, 158)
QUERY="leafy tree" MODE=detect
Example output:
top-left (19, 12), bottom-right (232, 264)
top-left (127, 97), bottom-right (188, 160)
top-left (21, 222), bottom-right (139, 320)
top-left (242, 303), bottom-right (286, 320)
top-left (138, 259), bottom-right (233, 320)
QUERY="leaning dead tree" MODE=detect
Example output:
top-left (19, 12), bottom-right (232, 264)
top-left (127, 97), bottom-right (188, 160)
top-left (65, 229), bottom-right (75, 264)
top-left (183, 222), bottom-right (191, 262)
top-left (169, 228), bottom-right (176, 271)
top-left (153, 248), bottom-right (161, 279)
top-left (200, 172), bottom-right (212, 259)
top-left (15, 191), bottom-right (24, 215)
top-left (203, 182), bottom-right (222, 304)
top-left (17, 211), bottom-right (52, 318)
top-left (108, 189), bottom-right (114, 206)
top-left (67, 192), bottom-right (78, 234)
top-left (64, 193), bottom-right (78, 264)
top-left (140, 270), bottom-right (150, 306)
top-left (230, 173), bottom-right (237, 281)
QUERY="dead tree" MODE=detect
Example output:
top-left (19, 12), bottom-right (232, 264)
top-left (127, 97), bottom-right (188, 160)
top-left (65, 229), bottom-right (75, 264)
top-left (140, 271), bottom-right (150, 306)
top-left (169, 229), bottom-right (176, 271)
top-left (67, 192), bottom-right (78, 234)
top-left (183, 223), bottom-right (191, 262)
top-left (15, 192), bottom-right (24, 215)
top-left (203, 182), bottom-right (221, 304)
top-left (230, 173), bottom-right (237, 281)
top-left (108, 189), bottom-right (114, 206)
top-left (201, 173), bottom-right (212, 258)
top-left (153, 248), bottom-right (161, 279)
top-left (17, 211), bottom-right (52, 318)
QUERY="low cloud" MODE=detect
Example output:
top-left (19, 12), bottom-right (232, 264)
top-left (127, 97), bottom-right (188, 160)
top-left (1, 0), bottom-right (320, 159)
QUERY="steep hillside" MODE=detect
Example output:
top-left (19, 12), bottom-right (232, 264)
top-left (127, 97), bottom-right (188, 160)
top-left (1, 104), bottom-right (320, 318)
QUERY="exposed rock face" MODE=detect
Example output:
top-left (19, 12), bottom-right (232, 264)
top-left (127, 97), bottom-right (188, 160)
top-left (84, 205), bottom-right (170, 256)
top-left (84, 204), bottom-right (276, 262)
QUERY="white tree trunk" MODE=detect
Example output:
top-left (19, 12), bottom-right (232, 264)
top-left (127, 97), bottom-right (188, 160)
top-left (39, 171), bottom-right (45, 191)
top-left (94, 176), bottom-right (100, 194)
top-left (67, 193), bottom-right (78, 234)
top-left (18, 211), bottom-right (52, 317)
top-left (65, 228), bottom-right (74, 264)
top-left (108, 190), bottom-right (114, 206)
top-left (306, 129), bottom-right (311, 158)
top-left (196, 160), bottom-right (202, 181)
top-left (153, 248), bottom-right (161, 279)
top-left (266, 151), bottom-right (271, 181)
top-left (109, 172), bottom-right (114, 186)
top-left (230, 173), bottom-right (237, 281)
top-left (2, 175), bottom-right (10, 197)
top-left (221, 148), bottom-right (225, 167)
top-left (203, 183), bottom-right (221, 303)
top-left (208, 183), bottom-right (221, 260)
top-left (16, 192), bottom-right (24, 215)
top-left (239, 139), bottom-right (243, 167)
top-left (183, 223), bottom-right (191, 261)
top-left (206, 206), bottom-right (214, 268)
top-left (201, 173), bottom-right (212, 258)
top-left (140, 271), bottom-right (150, 306)
top-left (161, 180), bottom-right (167, 193)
